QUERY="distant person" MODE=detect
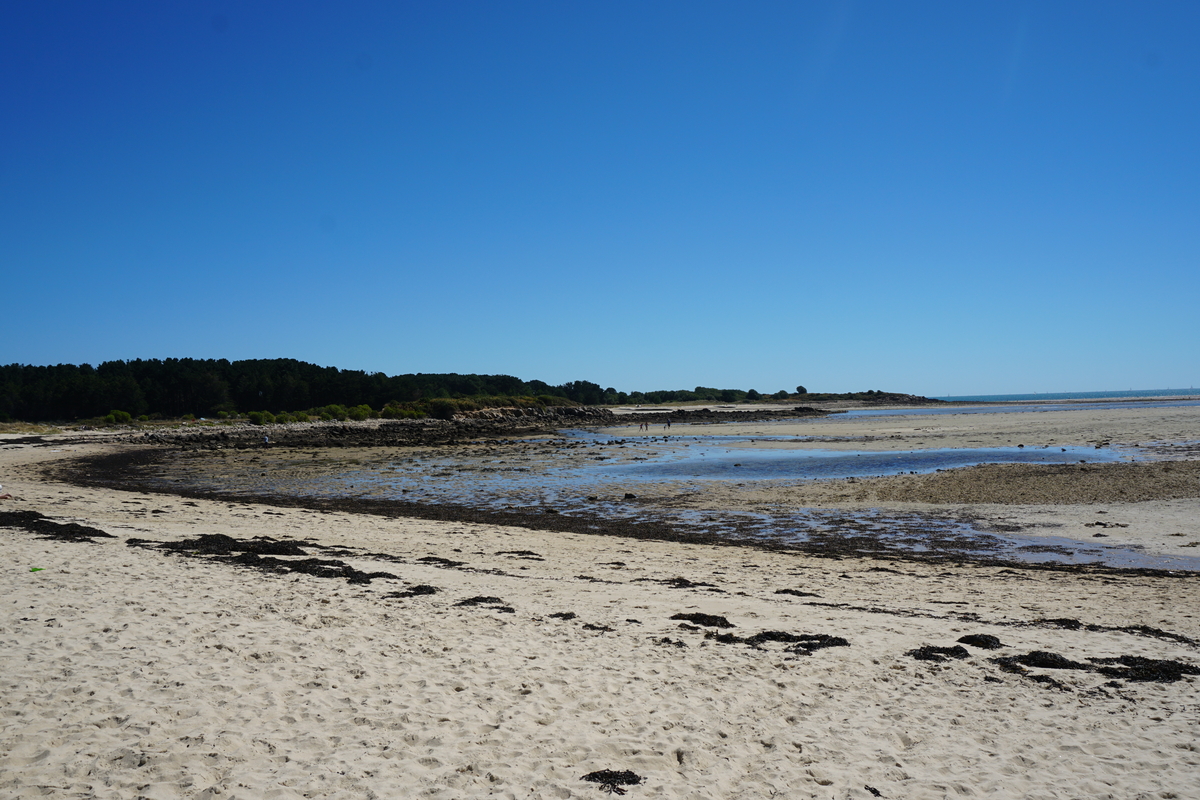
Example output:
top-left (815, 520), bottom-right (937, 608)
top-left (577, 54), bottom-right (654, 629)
top-left (262, 435), bottom-right (270, 447)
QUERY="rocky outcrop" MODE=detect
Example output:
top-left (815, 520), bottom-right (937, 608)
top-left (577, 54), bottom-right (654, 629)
top-left (125, 406), bottom-right (616, 449)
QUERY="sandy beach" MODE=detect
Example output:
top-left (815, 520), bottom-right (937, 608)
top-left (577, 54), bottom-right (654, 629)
top-left (3, 403), bottom-right (1200, 799)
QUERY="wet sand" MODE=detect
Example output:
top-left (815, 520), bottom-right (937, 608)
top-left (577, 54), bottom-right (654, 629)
top-left (2, 402), bottom-right (1200, 798)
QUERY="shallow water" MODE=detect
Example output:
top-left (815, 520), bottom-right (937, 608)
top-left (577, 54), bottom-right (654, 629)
top-left (837, 398), bottom-right (1200, 418)
top-left (157, 436), bottom-right (1199, 571)
top-left (594, 443), bottom-right (1123, 481)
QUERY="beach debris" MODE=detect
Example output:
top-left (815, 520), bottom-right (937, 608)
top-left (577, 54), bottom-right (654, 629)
top-left (670, 612), bottom-right (734, 628)
top-left (655, 637), bottom-right (687, 648)
top-left (29, 567), bottom-right (44, 572)
top-left (1, 510), bottom-right (115, 542)
top-left (581, 769), bottom-right (643, 795)
top-left (906, 645), bottom-right (970, 662)
top-left (582, 623), bottom-right (615, 632)
top-left (957, 634), bottom-right (1004, 649)
top-left (548, 611), bottom-right (577, 620)
top-left (865, 786), bottom-right (884, 798)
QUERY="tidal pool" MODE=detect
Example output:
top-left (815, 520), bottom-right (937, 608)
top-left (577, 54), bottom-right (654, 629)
top-left (592, 443), bottom-right (1124, 481)
top-left (154, 436), bottom-right (1199, 571)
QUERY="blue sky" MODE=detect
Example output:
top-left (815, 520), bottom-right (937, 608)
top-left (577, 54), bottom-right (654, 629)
top-left (3, 1), bottom-right (1197, 397)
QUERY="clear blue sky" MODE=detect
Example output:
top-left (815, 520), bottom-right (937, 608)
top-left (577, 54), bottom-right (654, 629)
top-left (3, 1), bottom-right (1197, 396)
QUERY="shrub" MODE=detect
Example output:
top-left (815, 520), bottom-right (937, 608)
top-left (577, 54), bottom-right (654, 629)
top-left (537, 395), bottom-right (578, 407)
top-left (319, 404), bottom-right (349, 421)
top-left (248, 411), bottom-right (276, 425)
top-left (348, 404), bottom-right (374, 421)
top-left (428, 398), bottom-right (458, 420)
top-left (108, 409), bottom-right (133, 424)
top-left (138, 414), bottom-right (150, 422)
top-left (381, 404), bottom-right (423, 419)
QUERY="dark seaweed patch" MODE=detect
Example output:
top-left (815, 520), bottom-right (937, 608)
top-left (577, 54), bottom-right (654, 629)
top-left (454, 595), bottom-right (514, 612)
top-left (126, 533), bottom-right (396, 584)
top-left (582, 770), bottom-right (643, 795)
top-left (497, 550), bottom-right (544, 561)
top-left (385, 584), bottom-right (439, 599)
top-left (224, 552), bottom-right (399, 584)
top-left (907, 645), bottom-right (970, 662)
top-left (0, 510), bottom-right (114, 542)
top-left (670, 612), bottom-right (734, 628)
top-left (455, 595), bottom-right (505, 606)
top-left (786, 634), bottom-right (850, 654)
top-left (702, 630), bottom-right (849, 653)
top-left (634, 576), bottom-right (722, 590)
top-left (775, 588), bottom-right (821, 598)
top-left (159, 533), bottom-right (307, 556)
top-left (1001, 650), bottom-right (1091, 670)
top-left (1089, 656), bottom-right (1200, 683)
top-left (1036, 617), bottom-right (1083, 630)
top-left (957, 634), bottom-right (1004, 650)
top-left (417, 556), bottom-right (465, 568)
top-left (991, 651), bottom-right (1199, 684)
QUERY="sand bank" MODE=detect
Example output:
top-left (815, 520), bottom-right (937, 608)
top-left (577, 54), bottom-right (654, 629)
top-left (2, 434), bottom-right (1200, 799)
top-left (598, 403), bottom-right (1200, 562)
top-left (605, 402), bottom-right (1200, 454)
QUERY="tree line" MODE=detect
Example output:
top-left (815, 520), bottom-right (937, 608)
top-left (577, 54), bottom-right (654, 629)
top-left (0, 358), bottom-right (811, 422)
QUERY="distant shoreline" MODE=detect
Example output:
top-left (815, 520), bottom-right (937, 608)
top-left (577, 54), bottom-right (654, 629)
top-left (935, 388), bottom-right (1200, 403)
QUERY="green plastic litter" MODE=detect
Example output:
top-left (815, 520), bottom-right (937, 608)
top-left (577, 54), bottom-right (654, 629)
top-left (29, 567), bottom-right (44, 572)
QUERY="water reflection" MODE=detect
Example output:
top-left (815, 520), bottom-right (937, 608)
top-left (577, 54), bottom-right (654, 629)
top-left (159, 437), bottom-right (1198, 571)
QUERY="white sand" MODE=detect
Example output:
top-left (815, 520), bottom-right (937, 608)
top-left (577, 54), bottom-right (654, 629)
top-left (3, 430), bottom-right (1200, 799)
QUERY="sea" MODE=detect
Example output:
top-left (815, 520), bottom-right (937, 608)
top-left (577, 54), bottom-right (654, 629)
top-left (934, 388), bottom-right (1200, 403)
